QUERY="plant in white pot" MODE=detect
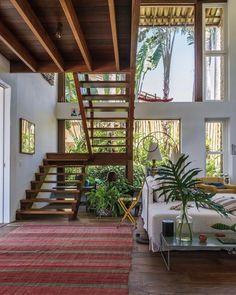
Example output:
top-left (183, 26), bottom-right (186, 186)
top-left (155, 154), bottom-right (228, 241)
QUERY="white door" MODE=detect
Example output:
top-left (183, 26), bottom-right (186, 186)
top-left (0, 83), bottom-right (10, 223)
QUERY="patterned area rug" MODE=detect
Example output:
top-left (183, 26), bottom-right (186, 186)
top-left (0, 224), bottom-right (133, 294)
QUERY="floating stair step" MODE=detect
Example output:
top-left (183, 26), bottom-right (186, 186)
top-left (85, 106), bottom-right (129, 112)
top-left (43, 159), bottom-right (86, 164)
top-left (80, 81), bottom-right (129, 88)
top-left (21, 198), bottom-right (77, 204)
top-left (92, 144), bottom-right (126, 148)
top-left (16, 209), bottom-right (74, 216)
top-left (88, 127), bottom-right (127, 131)
top-left (26, 189), bottom-right (80, 194)
top-left (91, 137), bottom-right (127, 140)
top-left (31, 180), bottom-right (82, 185)
top-left (83, 95), bottom-right (129, 101)
top-left (86, 117), bottom-right (128, 121)
top-left (35, 173), bottom-right (85, 176)
top-left (40, 165), bottom-right (85, 169)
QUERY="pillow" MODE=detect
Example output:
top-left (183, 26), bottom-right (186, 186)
top-left (206, 182), bottom-right (225, 189)
top-left (212, 195), bottom-right (236, 212)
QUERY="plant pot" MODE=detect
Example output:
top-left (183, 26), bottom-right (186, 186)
top-left (176, 204), bottom-right (193, 242)
top-left (96, 209), bottom-right (112, 217)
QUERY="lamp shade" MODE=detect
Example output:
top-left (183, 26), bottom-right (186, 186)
top-left (147, 143), bottom-right (162, 161)
top-left (170, 151), bottom-right (182, 164)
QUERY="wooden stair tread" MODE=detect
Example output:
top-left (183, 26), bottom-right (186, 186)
top-left (21, 198), bottom-right (77, 204)
top-left (26, 189), bottom-right (80, 193)
top-left (88, 127), bottom-right (127, 130)
top-left (80, 81), bottom-right (129, 88)
top-left (92, 144), bottom-right (126, 148)
top-left (16, 209), bottom-right (73, 215)
top-left (40, 165), bottom-right (85, 168)
top-left (86, 117), bottom-right (128, 121)
top-left (32, 180), bottom-right (82, 184)
top-left (85, 107), bottom-right (129, 112)
top-left (91, 136), bottom-right (127, 140)
top-left (83, 95), bottom-right (129, 101)
top-left (44, 159), bottom-right (86, 162)
top-left (35, 173), bottom-right (85, 176)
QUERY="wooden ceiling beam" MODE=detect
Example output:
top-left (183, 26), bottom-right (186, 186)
top-left (73, 73), bottom-right (92, 156)
top-left (108, 0), bottom-right (120, 71)
top-left (130, 0), bottom-right (140, 70)
top-left (59, 0), bottom-right (92, 71)
top-left (0, 21), bottom-right (37, 72)
top-left (10, 0), bottom-right (64, 72)
top-left (10, 61), bottom-right (131, 73)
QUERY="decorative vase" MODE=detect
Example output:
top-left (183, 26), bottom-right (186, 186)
top-left (176, 204), bottom-right (193, 242)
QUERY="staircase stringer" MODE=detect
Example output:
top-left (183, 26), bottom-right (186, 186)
top-left (73, 72), bottom-right (93, 156)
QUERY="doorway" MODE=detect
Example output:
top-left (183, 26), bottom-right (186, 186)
top-left (0, 81), bottom-right (10, 223)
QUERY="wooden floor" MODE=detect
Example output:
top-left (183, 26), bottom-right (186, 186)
top-left (1, 210), bottom-right (236, 294)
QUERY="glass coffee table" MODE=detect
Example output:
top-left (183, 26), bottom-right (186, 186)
top-left (160, 233), bottom-right (236, 271)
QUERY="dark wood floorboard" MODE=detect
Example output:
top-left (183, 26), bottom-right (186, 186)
top-left (129, 219), bottom-right (236, 295)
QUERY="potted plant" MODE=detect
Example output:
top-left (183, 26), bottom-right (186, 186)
top-left (155, 154), bottom-right (228, 241)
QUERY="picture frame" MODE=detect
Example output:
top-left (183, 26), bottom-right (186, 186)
top-left (20, 118), bottom-right (35, 154)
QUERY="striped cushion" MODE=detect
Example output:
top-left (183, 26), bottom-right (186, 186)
top-left (211, 195), bottom-right (236, 212)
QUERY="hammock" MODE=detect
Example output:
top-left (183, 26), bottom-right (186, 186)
top-left (138, 91), bottom-right (173, 102)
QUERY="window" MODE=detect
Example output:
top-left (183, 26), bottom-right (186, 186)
top-left (205, 120), bottom-right (227, 176)
top-left (203, 4), bottom-right (227, 100)
top-left (138, 2), bottom-right (228, 102)
top-left (138, 6), bottom-right (195, 102)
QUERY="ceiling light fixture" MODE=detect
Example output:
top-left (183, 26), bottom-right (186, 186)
top-left (55, 22), bottom-right (63, 39)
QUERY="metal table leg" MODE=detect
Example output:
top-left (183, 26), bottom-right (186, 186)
top-left (160, 234), bottom-right (171, 271)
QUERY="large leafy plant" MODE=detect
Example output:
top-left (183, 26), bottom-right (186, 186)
top-left (154, 154), bottom-right (228, 216)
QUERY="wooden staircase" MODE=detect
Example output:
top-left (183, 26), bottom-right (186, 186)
top-left (16, 154), bottom-right (87, 220)
top-left (73, 73), bottom-right (132, 154)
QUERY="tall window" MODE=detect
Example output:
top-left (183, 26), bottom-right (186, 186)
top-left (205, 120), bottom-right (227, 176)
top-left (203, 4), bottom-right (227, 100)
top-left (138, 6), bottom-right (195, 102)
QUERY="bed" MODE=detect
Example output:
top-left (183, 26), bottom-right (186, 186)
top-left (141, 176), bottom-right (236, 252)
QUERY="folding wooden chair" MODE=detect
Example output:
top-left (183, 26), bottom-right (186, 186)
top-left (118, 187), bottom-right (143, 225)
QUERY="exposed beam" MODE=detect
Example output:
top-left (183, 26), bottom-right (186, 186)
top-left (195, 0), bottom-right (203, 101)
top-left (73, 73), bottom-right (92, 155)
top-left (10, 0), bottom-right (64, 71)
top-left (59, 0), bottom-right (92, 71)
top-left (0, 21), bottom-right (37, 72)
top-left (10, 61), bottom-right (131, 73)
top-left (108, 0), bottom-right (120, 71)
top-left (130, 0), bottom-right (141, 69)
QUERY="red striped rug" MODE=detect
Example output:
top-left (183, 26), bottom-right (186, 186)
top-left (0, 224), bottom-right (133, 294)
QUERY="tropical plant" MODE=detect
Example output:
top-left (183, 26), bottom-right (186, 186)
top-left (87, 179), bottom-right (135, 217)
top-left (154, 154), bottom-right (228, 240)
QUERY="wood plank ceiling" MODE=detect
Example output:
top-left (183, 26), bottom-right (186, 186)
top-left (0, 0), bottom-right (134, 73)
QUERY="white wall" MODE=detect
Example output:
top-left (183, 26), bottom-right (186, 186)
top-left (0, 54), bottom-right (10, 73)
top-left (0, 73), bottom-right (58, 221)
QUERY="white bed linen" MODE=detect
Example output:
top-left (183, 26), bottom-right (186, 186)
top-left (141, 178), bottom-right (236, 251)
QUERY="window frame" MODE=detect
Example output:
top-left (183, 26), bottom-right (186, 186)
top-left (205, 118), bottom-right (228, 177)
top-left (202, 3), bottom-right (228, 101)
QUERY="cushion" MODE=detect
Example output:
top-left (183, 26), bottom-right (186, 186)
top-left (206, 182), bottom-right (225, 189)
top-left (211, 195), bottom-right (236, 212)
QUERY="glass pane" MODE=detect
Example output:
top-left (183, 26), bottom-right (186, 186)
top-left (65, 73), bottom-right (77, 103)
top-left (205, 55), bottom-right (225, 100)
top-left (205, 7), bottom-right (224, 51)
top-left (206, 153), bottom-right (223, 177)
top-left (137, 6), bottom-right (195, 102)
top-left (65, 120), bottom-right (88, 153)
top-left (205, 121), bottom-right (223, 152)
